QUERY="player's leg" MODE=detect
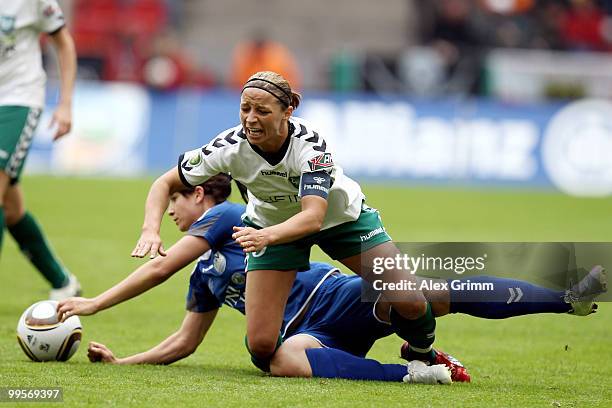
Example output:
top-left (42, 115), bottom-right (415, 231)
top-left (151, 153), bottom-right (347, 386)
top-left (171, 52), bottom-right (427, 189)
top-left (245, 268), bottom-right (297, 371)
top-left (271, 334), bottom-right (450, 384)
top-left (273, 274), bottom-right (407, 382)
top-left (319, 205), bottom-right (437, 364)
top-left (0, 105), bottom-right (35, 257)
top-left (417, 270), bottom-right (606, 319)
top-left (4, 183), bottom-right (79, 297)
top-left (0, 105), bottom-right (79, 297)
top-left (243, 230), bottom-right (310, 371)
top-left (269, 334), bottom-right (319, 377)
top-left (0, 171), bottom-right (9, 254)
top-left (388, 270), bottom-right (606, 381)
top-left (340, 241), bottom-right (436, 363)
top-left (274, 272), bottom-right (451, 383)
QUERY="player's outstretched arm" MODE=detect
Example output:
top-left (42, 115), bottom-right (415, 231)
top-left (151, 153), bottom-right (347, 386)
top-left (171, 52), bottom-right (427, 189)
top-left (233, 195), bottom-right (327, 252)
top-left (58, 235), bottom-right (210, 321)
top-left (133, 168), bottom-right (186, 259)
top-left (88, 310), bottom-right (218, 365)
top-left (48, 27), bottom-right (76, 140)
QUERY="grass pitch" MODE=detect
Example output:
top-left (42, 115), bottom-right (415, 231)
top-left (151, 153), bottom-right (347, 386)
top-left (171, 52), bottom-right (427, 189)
top-left (1, 176), bottom-right (611, 407)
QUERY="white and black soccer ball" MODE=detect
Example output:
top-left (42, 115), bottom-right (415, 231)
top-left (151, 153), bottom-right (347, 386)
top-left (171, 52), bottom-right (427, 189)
top-left (16, 300), bottom-right (82, 362)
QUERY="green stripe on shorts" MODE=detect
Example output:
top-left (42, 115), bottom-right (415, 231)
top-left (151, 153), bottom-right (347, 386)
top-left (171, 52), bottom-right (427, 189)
top-left (0, 106), bottom-right (42, 183)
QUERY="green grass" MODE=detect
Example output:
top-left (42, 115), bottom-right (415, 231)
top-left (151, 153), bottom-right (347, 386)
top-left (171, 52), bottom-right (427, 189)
top-left (1, 176), bottom-right (611, 407)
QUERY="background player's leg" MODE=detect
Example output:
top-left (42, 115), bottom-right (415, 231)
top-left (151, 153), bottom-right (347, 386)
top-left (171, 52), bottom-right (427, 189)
top-left (340, 242), bottom-right (437, 363)
top-left (245, 269), bottom-right (296, 370)
top-left (5, 184), bottom-right (73, 290)
top-left (0, 171), bottom-right (9, 256)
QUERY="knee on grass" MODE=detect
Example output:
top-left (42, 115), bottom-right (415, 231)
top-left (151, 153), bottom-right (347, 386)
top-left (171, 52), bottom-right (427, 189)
top-left (269, 346), bottom-right (312, 378)
top-left (247, 335), bottom-right (280, 360)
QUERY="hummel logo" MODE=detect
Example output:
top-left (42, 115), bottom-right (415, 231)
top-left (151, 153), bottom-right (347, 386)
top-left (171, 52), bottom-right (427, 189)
top-left (313, 176), bottom-right (326, 184)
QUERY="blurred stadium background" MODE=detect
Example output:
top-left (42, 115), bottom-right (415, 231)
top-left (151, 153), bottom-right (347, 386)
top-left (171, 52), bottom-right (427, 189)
top-left (30, 0), bottom-right (612, 198)
top-left (2, 2), bottom-right (611, 406)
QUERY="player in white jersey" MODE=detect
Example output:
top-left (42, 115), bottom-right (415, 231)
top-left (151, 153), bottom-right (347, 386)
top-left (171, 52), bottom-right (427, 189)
top-left (0, 0), bottom-right (80, 299)
top-left (133, 71), bottom-right (437, 371)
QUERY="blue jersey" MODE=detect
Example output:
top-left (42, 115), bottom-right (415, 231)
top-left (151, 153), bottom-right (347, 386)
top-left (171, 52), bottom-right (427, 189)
top-left (185, 202), bottom-right (393, 354)
top-left (185, 201), bottom-right (248, 313)
top-left (185, 202), bottom-right (341, 330)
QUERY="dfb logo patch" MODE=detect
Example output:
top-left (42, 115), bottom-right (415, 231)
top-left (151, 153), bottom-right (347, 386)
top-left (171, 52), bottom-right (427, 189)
top-left (308, 153), bottom-right (333, 171)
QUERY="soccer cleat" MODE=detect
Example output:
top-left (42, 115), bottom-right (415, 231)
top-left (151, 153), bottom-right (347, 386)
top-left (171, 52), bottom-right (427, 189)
top-left (403, 360), bottom-right (452, 385)
top-left (49, 274), bottom-right (82, 301)
top-left (400, 342), bottom-right (471, 382)
top-left (565, 265), bottom-right (607, 316)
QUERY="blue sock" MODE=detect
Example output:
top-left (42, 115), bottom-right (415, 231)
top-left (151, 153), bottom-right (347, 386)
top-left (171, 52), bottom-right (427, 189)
top-left (448, 276), bottom-right (571, 319)
top-left (305, 348), bottom-right (406, 382)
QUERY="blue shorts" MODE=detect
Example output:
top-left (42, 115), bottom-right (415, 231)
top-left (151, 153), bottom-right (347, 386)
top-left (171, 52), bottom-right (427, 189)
top-left (284, 274), bottom-right (394, 358)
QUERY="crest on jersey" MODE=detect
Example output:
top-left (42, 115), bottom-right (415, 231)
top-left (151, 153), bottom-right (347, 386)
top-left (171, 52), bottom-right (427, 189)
top-left (188, 153), bottom-right (202, 166)
top-left (0, 16), bottom-right (15, 34)
top-left (213, 252), bottom-right (226, 274)
top-left (230, 272), bottom-right (246, 286)
top-left (308, 153), bottom-right (333, 171)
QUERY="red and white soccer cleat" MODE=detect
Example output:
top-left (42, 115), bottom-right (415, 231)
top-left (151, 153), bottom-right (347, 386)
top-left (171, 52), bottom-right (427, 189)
top-left (400, 341), bottom-right (471, 383)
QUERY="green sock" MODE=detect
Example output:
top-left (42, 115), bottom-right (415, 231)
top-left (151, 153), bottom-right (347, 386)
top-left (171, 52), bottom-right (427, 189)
top-left (8, 211), bottom-right (69, 288)
top-left (244, 334), bottom-right (283, 373)
top-left (390, 303), bottom-right (437, 364)
top-left (0, 207), bottom-right (4, 256)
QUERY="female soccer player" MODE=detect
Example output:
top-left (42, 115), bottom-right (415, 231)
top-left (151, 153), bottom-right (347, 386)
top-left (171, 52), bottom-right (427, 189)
top-left (132, 71), bottom-right (439, 370)
top-left (57, 174), bottom-right (455, 384)
top-left (0, 0), bottom-right (80, 299)
top-left (57, 174), bottom-right (603, 383)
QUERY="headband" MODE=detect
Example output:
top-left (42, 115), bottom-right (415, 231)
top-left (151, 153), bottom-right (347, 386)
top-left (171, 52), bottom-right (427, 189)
top-left (241, 78), bottom-right (292, 107)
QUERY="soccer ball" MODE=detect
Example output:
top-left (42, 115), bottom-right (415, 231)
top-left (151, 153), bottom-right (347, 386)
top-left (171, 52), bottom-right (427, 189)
top-left (16, 300), bottom-right (82, 362)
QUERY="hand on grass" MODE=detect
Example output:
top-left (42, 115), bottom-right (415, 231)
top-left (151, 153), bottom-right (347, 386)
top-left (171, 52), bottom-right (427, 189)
top-left (88, 341), bottom-right (118, 364)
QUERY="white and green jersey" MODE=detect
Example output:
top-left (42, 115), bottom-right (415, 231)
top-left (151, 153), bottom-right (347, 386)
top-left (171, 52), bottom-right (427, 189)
top-left (178, 116), bottom-right (365, 230)
top-left (0, 0), bottom-right (65, 108)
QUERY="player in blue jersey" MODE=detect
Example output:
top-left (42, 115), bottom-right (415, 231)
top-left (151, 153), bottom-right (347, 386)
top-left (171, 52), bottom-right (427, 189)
top-left (56, 173), bottom-right (452, 384)
top-left (133, 71), bottom-right (441, 371)
top-left (57, 173), bottom-right (606, 384)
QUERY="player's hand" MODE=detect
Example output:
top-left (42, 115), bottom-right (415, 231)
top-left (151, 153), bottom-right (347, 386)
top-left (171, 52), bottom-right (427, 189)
top-left (131, 229), bottom-right (167, 258)
top-left (49, 103), bottom-right (72, 141)
top-left (88, 341), bottom-right (118, 364)
top-left (232, 226), bottom-right (271, 253)
top-left (57, 297), bottom-right (98, 322)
